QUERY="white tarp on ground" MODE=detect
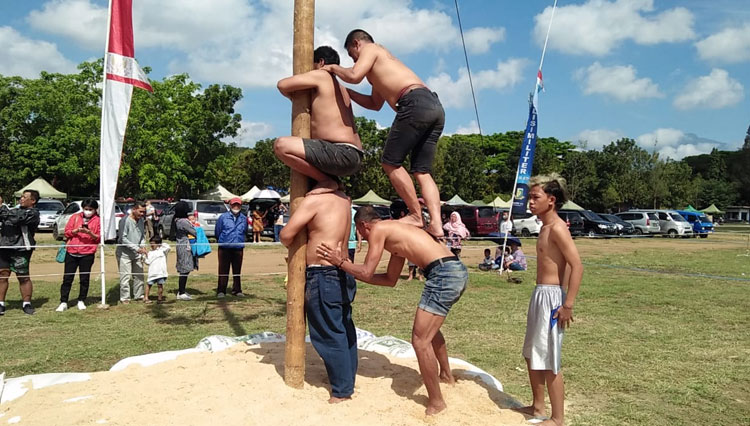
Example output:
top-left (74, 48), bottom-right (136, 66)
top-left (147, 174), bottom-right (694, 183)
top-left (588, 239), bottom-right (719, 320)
top-left (0, 328), bottom-right (504, 404)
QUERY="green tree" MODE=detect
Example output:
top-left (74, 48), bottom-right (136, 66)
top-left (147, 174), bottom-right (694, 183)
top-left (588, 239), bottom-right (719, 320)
top-left (437, 136), bottom-right (489, 200)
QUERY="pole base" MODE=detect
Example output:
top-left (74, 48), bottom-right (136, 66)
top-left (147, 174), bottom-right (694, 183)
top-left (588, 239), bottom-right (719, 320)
top-left (97, 303), bottom-right (110, 310)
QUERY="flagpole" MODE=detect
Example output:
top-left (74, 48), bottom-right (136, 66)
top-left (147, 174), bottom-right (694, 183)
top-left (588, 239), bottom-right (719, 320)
top-left (500, 0), bottom-right (557, 269)
top-left (98, 0), bottom-right (115, 309)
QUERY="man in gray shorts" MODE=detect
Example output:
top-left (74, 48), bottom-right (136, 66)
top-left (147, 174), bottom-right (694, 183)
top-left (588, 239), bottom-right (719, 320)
top-left (317, 206), bottom-right (467, 416)
top-left (275, 46), bottom-right (363, 194)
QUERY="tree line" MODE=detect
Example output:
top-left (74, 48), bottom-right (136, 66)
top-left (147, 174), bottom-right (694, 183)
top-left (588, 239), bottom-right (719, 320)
top-left (1, 61), bottom-right (748, 211)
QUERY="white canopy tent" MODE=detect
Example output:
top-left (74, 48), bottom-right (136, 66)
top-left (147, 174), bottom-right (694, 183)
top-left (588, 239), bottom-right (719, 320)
top-left (240, 186), bottom-right (261, 201)
top-left (199, 184), bottom-right (239, 201)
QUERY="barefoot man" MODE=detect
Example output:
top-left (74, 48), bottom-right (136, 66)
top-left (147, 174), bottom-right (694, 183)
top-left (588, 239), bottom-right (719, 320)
top-left (275, 46), bottom-right (363, 194)
top-left (323, 29), bottom-right (446, 238)
top-left (280, 190), bottom-right (357, 403)
top-left (518, 173), bottom-right (583, 425)
top-left (317, 206), bottom-right (467, 415)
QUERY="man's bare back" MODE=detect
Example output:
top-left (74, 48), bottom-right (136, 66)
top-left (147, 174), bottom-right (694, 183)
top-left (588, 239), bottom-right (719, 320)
top-left (304, 191), bottom-right (351, 265)
top-left (371, 221), bottom-right (453, 268)
top-left (307, 70), bottom-right (361, 147)
top-left (355, 43), bottom-right (424, 110)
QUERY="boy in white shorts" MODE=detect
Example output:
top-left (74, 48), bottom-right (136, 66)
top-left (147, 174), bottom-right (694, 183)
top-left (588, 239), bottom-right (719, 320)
top-left (519, 173), bottom-right (583, 426)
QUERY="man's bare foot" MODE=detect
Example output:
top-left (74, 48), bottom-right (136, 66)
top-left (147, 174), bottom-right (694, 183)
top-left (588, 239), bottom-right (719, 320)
top-left (328, 396), bottom-right (352, 404)
top-left (425, 401), bottom-right (447, 416)
top-left (538, 419), bottom-right (562, 426)
top-left (398, 212), bottom-right (424, 228)
top-left (439, 371), bottom-right (456, 385)
top-left (513, 405), bottom-right (545, 417)
top-left (424, 222), bottom-right (444, 240)
top-left (306, 179), bottom-right (338, 196)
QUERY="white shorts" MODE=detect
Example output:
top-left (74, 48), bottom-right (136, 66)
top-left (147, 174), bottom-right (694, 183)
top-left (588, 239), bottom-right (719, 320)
top-left (522, 284), bottom-right (565, 374)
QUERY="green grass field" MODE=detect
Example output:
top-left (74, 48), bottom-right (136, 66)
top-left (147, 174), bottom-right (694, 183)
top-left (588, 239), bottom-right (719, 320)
top-left (1, 234), bottom-right (749, 425)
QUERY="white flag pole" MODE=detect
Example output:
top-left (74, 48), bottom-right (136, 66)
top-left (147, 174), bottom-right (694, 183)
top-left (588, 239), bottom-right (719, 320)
top-left (500, 0), bottom-right (557, 271)
top-left (98, 0), bottom-right (114, 308)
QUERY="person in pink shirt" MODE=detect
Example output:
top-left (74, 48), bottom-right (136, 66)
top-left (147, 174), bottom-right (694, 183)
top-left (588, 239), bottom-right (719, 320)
top-left (442, 212), bottom-right (470, 257)
top-left (56, 199), bottom-right (100, 312)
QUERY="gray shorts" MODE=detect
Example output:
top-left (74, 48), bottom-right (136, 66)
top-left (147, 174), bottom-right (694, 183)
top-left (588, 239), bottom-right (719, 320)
top-left (303, 139), bottom-right (363, 177)
top-left (418, 257), bottom-right (467, 317)
top-left (522, 284), bottom-right (565, 374)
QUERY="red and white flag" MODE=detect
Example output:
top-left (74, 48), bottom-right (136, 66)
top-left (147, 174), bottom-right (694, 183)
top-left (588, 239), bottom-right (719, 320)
top-left (99, 0), bottom-right (151, 240)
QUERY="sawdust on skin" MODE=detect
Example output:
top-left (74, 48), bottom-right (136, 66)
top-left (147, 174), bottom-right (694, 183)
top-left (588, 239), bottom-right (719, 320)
top-left (1, 344), bottom-right (528, 425)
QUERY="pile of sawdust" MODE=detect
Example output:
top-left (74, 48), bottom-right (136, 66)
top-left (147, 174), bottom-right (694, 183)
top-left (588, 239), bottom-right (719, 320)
top-left (1, 343), bottom-right (527, 425)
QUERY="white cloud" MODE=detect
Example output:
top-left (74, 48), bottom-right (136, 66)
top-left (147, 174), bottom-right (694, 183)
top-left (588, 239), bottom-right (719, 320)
top-left (452, 120), bottom-right (480, 135)
top-left (232, 120), bottom-right (274, 147)
top-left (27, 0), bottom-right (107, 50)
top-left (26, 0), bottom-right (504, 88)
top-left (426, 58), bottom-right (528, 108)
top-left (696, 24), bottom-right (750, 64)
top-left (636, 129), bottom-right (724, 159)
top-left (534, 0), bottom-right (695, 56)
top-left (0, 26), bottom-right (76, 78)
top-left (576, 62), bottom-right (662, 101)
top-left (673, 68), bottom-right (744, 110)
top-left (575, 129), bottom-right (624, 150)
top-left (462, 27), bottom-right (505, 54)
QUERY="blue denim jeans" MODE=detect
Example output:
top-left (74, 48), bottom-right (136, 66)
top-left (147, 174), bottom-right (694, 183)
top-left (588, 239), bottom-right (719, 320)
top-left (418, 260), bottom-right (467, 316)
top-left (274, 224), bottom-right (284, 242)
top-left (305, 266), bottom-right (358, 397)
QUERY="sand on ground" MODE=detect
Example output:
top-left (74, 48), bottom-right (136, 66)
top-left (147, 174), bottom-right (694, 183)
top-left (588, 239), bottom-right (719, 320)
top-left (1, 343), bottom-right (528, 426)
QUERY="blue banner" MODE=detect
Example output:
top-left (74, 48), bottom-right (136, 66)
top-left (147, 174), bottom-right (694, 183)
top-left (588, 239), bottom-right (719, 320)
top-left (511, 101), bottom-right (538, 216)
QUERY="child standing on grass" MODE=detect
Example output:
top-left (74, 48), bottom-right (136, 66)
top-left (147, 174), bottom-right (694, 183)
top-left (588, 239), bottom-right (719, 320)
top-left (517, 173), bottom-right (583, 426)
top-left (144, 235), bottom-right (170, 304)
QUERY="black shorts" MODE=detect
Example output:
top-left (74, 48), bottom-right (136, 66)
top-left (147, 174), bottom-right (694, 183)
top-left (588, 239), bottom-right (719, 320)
top-left (303, 139), bottom-right (363, 177)
top-left (382, 88), bottom-right (445, 173)
top-left (0, 249), bottom-right (32, 277)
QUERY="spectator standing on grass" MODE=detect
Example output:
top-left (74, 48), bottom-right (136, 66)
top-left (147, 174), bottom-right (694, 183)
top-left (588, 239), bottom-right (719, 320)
top-left (215, 197), bottom-right (248, 298)
top-left (443, 212), bottom-right (470, 257)
top-left (173, 201), bottom-right (197, 301)
top-left (0, 191), bottom-right (40, 315)
top-left (116, 201), bottom-right (146, 304)
top-left (500, 211), bottom-right (513, 235)
top-left (56, 199), bottom-right (100, 312)
top-left (144, 200), bottom-right (155, 241)
top-left (348, 207), bottom-right (361, 262)
top-left (144, 235), bottom-right (170, 304)
top-left (252, 206), bottom-right (266, 243)
top-left (273, 202), bottom-right (288, 243)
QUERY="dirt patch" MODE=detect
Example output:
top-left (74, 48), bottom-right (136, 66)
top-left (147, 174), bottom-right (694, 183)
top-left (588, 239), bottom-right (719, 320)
top-left (1, 344), bottom-right (528, 426)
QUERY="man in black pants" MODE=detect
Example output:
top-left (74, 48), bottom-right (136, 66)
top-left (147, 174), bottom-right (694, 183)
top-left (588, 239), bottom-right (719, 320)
top-left (214, 197), bottom-right (248, 298)
top-left (0, 190), bottom-right (40, 315)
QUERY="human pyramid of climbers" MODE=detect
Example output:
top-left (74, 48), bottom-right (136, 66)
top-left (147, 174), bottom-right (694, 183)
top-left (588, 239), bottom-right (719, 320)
top-left (272, 29), bottom-right (583, 425)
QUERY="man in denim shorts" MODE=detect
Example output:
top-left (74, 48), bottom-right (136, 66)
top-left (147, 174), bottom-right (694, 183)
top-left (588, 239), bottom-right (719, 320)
top-left (317, 206), bottom-right (467, 416)
top-left (323, 29), bottom-right (446, 239)
top-left (275, 46), bottom-right (363, 195)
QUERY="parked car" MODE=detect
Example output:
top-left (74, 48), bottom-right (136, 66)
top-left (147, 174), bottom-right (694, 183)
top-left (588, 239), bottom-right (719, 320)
top-left (35, 199), bottom-right (65, 232)
top-left (635, 209), bottom-right (693, 238)
top-left (557, 210), bottom-right (585, 236)
top-left (559, 209), bottom-right (617, 237)
top-left (512, 211), bottom-right (541, 237)
top-left (441, 205), bottom-right (499, 236)
top-left (676, 210), bottom-right (713, 238)
top-left (159, 200), bottom-right (229, 239)
top-left (52, 201), bottom-right (125, 240)
top-left (598, 213), bottom-right (635, 235)
top-left (614, 211), bottom-right (661, 235)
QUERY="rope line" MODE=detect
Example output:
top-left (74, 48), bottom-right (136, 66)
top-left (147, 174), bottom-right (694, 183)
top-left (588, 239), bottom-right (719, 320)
top-left (453, 0), bottom-right (484, 145)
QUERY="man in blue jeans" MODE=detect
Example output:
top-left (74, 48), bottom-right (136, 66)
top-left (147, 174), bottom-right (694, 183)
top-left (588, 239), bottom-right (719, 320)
top-left (280, 190), bottom-right (357, 403)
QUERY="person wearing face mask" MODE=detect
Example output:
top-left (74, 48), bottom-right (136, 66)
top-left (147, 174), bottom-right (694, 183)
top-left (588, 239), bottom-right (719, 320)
top-left (56, 199), bottom-right (101, 312)
top-left (214, 197), bottom-right (248, 298)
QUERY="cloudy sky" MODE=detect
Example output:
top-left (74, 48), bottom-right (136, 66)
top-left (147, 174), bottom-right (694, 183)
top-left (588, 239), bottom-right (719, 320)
top-left (1, 0), bottom-right (748, 159)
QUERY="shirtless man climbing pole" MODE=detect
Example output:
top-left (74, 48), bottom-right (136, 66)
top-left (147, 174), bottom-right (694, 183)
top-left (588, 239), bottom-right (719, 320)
top-left (323, 29), bottom-right (446, 239)
top-left (275, 46), bottom-right (363, 194)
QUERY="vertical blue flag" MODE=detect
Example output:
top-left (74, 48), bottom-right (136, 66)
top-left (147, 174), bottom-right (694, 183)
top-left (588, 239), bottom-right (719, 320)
top-left (511, 101), bottom-right (538, 216)
top-left (511, 70), bottom-right (543, 216)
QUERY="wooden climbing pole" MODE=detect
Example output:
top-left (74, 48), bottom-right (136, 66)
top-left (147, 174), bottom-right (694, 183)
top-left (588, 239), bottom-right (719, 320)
top-left (284, 0), bottom-right (314, 388)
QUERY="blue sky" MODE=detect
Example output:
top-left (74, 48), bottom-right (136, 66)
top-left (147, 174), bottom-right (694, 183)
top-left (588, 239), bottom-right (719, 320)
top-left (1, 0), bottom-right (748, 159)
